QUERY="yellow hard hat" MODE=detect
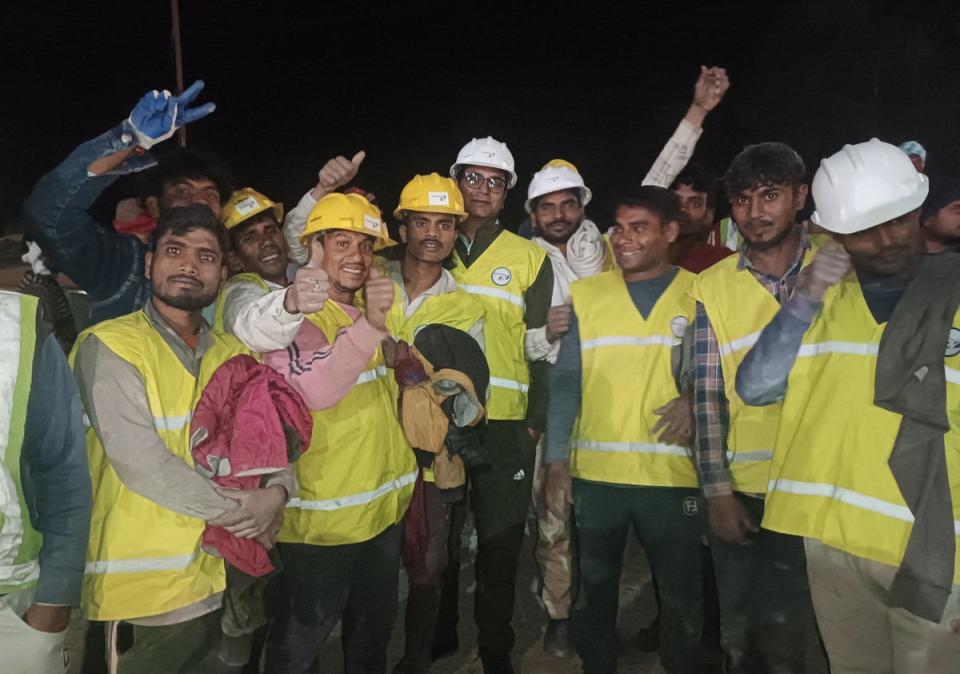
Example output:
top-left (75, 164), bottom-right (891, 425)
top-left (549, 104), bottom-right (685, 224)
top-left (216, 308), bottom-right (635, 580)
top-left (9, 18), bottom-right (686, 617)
top-left (393, 173), bottom-right (468, 220)
top-left (544, 158), bottom-right (579, 172)
top-left (222, 187), bottom-right (284, 230)
top-left (300, 192), bottom-right (398, 250)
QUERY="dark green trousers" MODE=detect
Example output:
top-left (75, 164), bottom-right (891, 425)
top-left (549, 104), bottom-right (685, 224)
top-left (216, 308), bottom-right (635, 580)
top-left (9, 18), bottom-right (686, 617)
top-left (572, 480), bottom-right (704, 674)
top-left (118, 609), bottom-right (235, 673)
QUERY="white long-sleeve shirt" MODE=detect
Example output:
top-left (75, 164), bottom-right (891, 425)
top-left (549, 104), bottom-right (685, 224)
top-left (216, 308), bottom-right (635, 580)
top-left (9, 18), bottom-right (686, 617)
top-left (220, 278), bottom-right (304, 353)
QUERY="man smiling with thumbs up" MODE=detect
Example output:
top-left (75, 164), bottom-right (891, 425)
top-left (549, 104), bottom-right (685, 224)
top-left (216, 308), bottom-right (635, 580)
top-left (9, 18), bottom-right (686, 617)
top-left (261, 192), bottom-right (416, 673)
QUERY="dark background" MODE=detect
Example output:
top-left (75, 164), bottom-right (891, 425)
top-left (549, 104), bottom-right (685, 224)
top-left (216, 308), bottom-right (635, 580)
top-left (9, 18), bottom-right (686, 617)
top-left (3, 0), bottom-right (958, 233)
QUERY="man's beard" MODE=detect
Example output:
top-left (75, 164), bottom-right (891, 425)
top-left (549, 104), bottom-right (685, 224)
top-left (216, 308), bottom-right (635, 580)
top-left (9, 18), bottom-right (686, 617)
top-left (538, 217), bottom-right (580, 244)
top-left (742, 220), bottom-right (795, 252)
top-left (153, 286), bottom-right (219, 311)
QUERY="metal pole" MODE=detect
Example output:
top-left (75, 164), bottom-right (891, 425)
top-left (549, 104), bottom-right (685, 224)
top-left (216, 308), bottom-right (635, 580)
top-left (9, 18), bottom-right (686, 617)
top-left (170, 0), bottom-right (186, 147)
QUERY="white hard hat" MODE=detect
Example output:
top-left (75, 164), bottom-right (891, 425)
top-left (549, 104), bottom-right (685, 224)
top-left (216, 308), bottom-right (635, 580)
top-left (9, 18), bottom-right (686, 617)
top-left (525, 159), bottom-right (593, 214)
top-left (811, 138), bottom-right (929, 235)
top-left (450, 136), bottom-right (517, 188)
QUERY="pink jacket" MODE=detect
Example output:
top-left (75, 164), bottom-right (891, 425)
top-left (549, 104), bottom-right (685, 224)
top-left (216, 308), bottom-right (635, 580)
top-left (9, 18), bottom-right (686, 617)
top-left (191, 354), bottom-right (313, 576)
top-left (263, 303), bottom-right (387, 410)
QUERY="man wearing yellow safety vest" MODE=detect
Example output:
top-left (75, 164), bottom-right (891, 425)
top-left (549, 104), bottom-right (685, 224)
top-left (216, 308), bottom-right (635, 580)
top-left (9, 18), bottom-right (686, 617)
top-left (691, 142), bottom-right (824, 672)
top-left (71, 205), bottom-right (292, 672)
top-left (738, 138), bottom-right (960, 673)
top-left (0, 290), bottom-right (90, 674)
top-left (523, 68), bottom-right (731, 658)
top-left (213, 187), bottom-right (329, 347)
top-left (384, 173), bottom-right (487, 673)
top-left (543, 186), bottom-right (704, 673)
top-left (433, 136), bottom-right (553, 673)
top-left (261, 193), bottom-right (416, 673)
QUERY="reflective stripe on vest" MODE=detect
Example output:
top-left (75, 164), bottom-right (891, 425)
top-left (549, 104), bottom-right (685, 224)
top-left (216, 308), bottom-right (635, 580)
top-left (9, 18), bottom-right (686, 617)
top-left (692, 249), bottom-right (817, 494)
top-left (762, 277), bottom-right (960, 581)
top-left (71, 311), bottom-right (250, 621)
top-left (0, 292), bottom-right (42, 593)
top-left (281, 301), bottom-right (416, 546)
top-left (287, 470), bottom-right (417, 511)
top-left (451, 231), bottom-right (546, 421)
top-left (569, 269), bottom-right (698, 488)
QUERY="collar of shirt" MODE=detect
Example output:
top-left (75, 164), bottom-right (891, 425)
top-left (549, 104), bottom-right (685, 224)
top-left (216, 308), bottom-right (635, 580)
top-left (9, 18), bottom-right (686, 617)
top-left (143, 298), bottom-right (212, 375)
top-left (737, 225), bottom-right (812, 282)
top-left (455, 221), bottom-right (502, 265)
top-left (384, 261), bottom-right (460, 318)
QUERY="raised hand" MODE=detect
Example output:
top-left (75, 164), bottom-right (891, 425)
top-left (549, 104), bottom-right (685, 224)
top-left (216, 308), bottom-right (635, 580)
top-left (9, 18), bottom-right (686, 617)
top-left (316, 151), bottom-right (366, 194)
top-left (693, 66), bottom-right (730, 112)
top-left (285, 244), bottom-right (329, 314)
top-left (128, 80), bottom-right (216, 149)
top-left (363, 266), bottom-right (395, 331)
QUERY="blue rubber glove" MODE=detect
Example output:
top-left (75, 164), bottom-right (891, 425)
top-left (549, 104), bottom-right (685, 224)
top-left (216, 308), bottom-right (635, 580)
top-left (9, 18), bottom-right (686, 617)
top-left (127, 80), bottom-right (216, 149)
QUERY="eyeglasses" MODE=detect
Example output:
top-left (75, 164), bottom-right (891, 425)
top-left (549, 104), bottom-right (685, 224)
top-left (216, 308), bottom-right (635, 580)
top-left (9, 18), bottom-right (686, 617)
top-left (462, 171), bottom-right (509, 195)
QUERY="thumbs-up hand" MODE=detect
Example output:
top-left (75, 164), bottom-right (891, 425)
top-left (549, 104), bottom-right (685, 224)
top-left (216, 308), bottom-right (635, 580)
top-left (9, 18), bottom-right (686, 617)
top-left (284, 245), bottom-right (329, 315)
top-left (316, 151), bottom-right (366, 194)
top-left (363, 266), bottom-right (394, 331)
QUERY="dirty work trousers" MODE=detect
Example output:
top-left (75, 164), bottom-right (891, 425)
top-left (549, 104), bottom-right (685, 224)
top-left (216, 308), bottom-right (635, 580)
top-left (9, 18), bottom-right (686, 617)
top-left (264, 525), bottom-right (402, 673)
top-left (532, 436), bottom-right (572, 620)
top-left (572, 480), bottom-right (704, 674)
top-left (436, 420), bottom-right (536, 670)
top-left (805, 538), bottom-right (960, 674)
top-left (708, 493), bottom-right (826, 674)
top-left (400, 481), bottom-right (454, 669)
top-left (115, 609), bottom-right (232, 673)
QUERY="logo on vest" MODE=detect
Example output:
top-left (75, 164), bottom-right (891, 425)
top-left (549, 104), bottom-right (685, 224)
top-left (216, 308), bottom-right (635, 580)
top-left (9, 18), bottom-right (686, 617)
top-left (671, 316), bottom-right (689, 339)
top-left (491, 267), bottom-right (513, 286)
top-left (682, 496), bottom-right (700, 516)
top-left (947, 328), bottom-right (960, 357)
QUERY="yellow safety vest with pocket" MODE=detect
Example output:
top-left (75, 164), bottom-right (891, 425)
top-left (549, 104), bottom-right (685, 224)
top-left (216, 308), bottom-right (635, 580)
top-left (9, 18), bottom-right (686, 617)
top-left (72, 311), bottom-right (250, 621)
top-left (279, 300), bottom-right (417, 546)
top-left (692, 248), bottom-right (816, 493)
top-left (0, 292), bottom-right (44, 596)
top-left (452, 231), bottom-right (546, 421)
top-left (763, 276), bottom-right (960, 581)
top-left (569, 268), bottom-right (698, 488)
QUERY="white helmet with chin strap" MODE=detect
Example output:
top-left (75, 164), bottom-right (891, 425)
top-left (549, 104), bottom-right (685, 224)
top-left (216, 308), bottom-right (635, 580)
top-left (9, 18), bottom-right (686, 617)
top-left (525, 159), bottom-right (592, 214)
top-left (811, 138), bottom-right (929, 235)
top-left (450, 136), bottom-right (517, 188)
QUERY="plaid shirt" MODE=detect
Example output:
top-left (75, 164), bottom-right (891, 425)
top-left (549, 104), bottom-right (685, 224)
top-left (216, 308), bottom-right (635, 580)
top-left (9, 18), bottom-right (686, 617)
top-left (694, 227), bottom-right (811, 497)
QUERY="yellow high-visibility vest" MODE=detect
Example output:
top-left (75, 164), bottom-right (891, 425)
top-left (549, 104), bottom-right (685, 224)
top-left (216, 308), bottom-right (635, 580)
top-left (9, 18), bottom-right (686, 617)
top-left (763, 276), bottom-right (960, 581)
top-left (212, 272), bottom-right (271, 334)
top-left (569, 268), bottom-right (698, 488)
top-left (0, 292), bottom-right (44, 595)
top-left (279, 300), bottom-right (417, 546)
top-left (452, 231), bottom-right (547, 421)
top-left (72, 311), bottom-right (249, 621)
top-left (386, 280), bottom-right (486, 482)
top-left (692, 248), bottom-right (816, 493)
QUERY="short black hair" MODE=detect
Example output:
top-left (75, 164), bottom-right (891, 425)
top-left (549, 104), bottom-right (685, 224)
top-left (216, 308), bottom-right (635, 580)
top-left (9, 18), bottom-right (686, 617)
top-left (612, 186), bottom-right (682, 226)
top-left (671, 163), bottom-right (720, 209)
top-left (149, 204), bottom-right (230, 257)
top-left (139, 148), bottom-right (235, 205)
top-left (723, 142), bottom-right (806, 200)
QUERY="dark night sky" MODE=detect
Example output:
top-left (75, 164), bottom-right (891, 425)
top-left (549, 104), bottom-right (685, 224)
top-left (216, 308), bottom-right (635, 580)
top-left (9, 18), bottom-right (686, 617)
top-left (3, 1), bottom-right (958, 233)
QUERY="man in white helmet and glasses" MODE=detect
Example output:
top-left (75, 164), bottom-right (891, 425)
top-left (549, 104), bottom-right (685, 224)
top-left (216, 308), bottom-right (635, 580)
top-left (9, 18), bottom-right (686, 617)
top-left (737, 138), bottom-right (960, 673)
top-left (434, 136), bottom-right (553, 673)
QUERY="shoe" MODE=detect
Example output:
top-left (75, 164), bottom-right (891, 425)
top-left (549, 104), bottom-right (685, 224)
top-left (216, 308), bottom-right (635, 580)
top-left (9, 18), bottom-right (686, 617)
top-left (543, 618), bottom-right (574, 658)
top-left (636, 615), bottom-right (660, 653)
top-left (430, 637), bottom-right (459, 662)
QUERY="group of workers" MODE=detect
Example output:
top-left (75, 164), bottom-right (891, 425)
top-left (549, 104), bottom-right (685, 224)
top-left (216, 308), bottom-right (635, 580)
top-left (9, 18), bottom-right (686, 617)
top-left (2, 63), bottom-right (960, 674)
